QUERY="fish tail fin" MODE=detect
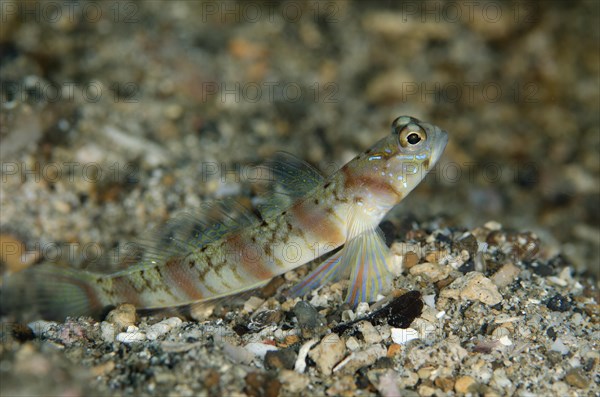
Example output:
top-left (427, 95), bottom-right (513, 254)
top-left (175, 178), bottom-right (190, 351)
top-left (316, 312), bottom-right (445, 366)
top-left (1, 265), bottom-right (106, 320)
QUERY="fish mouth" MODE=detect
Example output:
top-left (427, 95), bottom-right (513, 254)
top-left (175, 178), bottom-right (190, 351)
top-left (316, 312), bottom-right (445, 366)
top-left (430, 129), bottom-right (449, 166)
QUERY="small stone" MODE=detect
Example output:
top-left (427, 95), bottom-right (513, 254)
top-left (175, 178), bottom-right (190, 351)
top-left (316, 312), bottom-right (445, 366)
top-left (491, 263), bottom-right (521, 288)
top-left (294, 339), bottom-right (318, 373)
top-left (116, 328), bottom-right (145, 344)
top-left (309, 333), bottom-right (346, 375)
top-left (410, 262), bottom-right (450, 282)
top-left (293, 301), bottom-right (325, 337)
top-left (244, 372), bottom-right (281, 397)
top-left (100, 322), bottom-right (116, 342)
top-left (244, 342), bottom-right (278, 359)
top-left (391, 328), bottom-right (419, 345)
top-left (425, 250), bottom-right (449, 264)
top-left (105, 304), bottom-right (137, 331)
top-left (346, 336), bottom-right (360, 351)
top-left (435, 377), bottom-right (455, 392)
top-left (264, 348), bottom-right (297, 370)
top-left (145, 317), bottom-right (182, 341)
top-left (279, 335), bottom-right (300, 348)
top-left (403, 252), bottom-right (420, 270)
top-left (333, 344), bottom-right (386, 374)
top-left (387, 343), bottom-right (402, 357)
top-left (551, 381), bottom-right (569, 395)
top-left (326, 374), bottom-right (358, 396)
top-left (455, 375), bottom-right (476, 393)
top-left (370, 369), bottom-right (403, 397)
top-left (564, 368), bottom-right (590, 389)
top-left (27, 320), bottom-right (57, 337)
top-left (164, 104), bottom-right (183, 120)
top-left (202, 369), bottom-right (220, 388)
top-left (355, 302), bottom-right (371, 317)
top-left (440, 272), bottom-right (503, 306)
top-left (244, 296), bottom-right (265, 313)
top-left (222, 342), bottom-right (255, 365)
top-left (417, 367), bottom-right (433, 379)
top-left (484, 221), bottom-right (502, 231)
top-left (279, 370), bottom-right (309, 393)
top-left (422, 294), bottom-right (436, 308)
top-left (357, 321), bottom-right (382, 344)
top-left (456, 233), bottom-right (479, 254)
top-left (418, 384), bottom-right (436, 397)
top-left (546, 294), bottom-right (572, 312)
top-left (91, 360), bottom-right (115, 377)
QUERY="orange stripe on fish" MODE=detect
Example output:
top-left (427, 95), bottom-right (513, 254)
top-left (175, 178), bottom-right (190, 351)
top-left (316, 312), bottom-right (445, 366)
top-left (163, 256), bottom-right (204, 301)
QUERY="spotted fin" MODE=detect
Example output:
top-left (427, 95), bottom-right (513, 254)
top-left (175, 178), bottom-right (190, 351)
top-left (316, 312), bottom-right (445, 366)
top-left (253, 152), bottom-right (324, 218)
top-left (85, 198), bottom-right (259, 274)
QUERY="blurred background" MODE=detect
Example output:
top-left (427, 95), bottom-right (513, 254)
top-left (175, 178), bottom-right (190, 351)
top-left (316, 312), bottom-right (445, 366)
top-left (1, 0), bottom-right (598, 279)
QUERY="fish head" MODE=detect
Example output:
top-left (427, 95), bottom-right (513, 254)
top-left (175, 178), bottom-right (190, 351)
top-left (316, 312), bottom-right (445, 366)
top-left (350, 116), bottom-right (448, 212)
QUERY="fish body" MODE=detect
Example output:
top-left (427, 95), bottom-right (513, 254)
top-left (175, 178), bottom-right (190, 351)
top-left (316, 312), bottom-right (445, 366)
top-left (1, 116), bottom-right (448, 319)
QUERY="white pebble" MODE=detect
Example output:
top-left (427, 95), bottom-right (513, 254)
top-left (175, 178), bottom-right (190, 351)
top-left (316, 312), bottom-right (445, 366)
top-left (391, 328), bottom-right (420, 345)
top-left (422, 294), bottom-right (436, 308)
top-left (345, 336), bottom-right (360, 351)
top-left (294, 339), bottom-right (318, 373)
top-left (498, 335), bottom-right (513, 346)
top-left (244, 342), bottom-right (278, 359)
top-left (550, 338), bottom-right (570, 355)
top-left (117, 330), bottom-right (146, 343)
top-left (163, 317), bottom-right (182, 328)
top-left (484, 221), bottom-right (502, 230)
top-left (27, 320), bottom-right (57, 336)
top-left (100, 322), bottom-right (116, 342)
top-left (355, 302), bottom-right (371, 317)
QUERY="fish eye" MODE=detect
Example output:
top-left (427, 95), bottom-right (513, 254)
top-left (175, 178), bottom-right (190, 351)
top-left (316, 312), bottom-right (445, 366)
top-left (407, 133), bottom-right (421, 144)
top-left (398, 124), bottom-right (427, 148)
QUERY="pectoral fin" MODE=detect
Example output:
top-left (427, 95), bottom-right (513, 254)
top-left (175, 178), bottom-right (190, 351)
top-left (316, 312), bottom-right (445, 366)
top-left (343, 228), bottom-right (393, 306)
top-left (291, 227), bottom-right (393, 307)
top-left (289, 249), bottom-right (346, 298)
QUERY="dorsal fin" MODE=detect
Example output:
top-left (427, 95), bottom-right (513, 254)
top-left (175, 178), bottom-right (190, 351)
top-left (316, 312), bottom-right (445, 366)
top-left (84, 198), bottom-right (259, 274)
top-left (253, 151), bottom-right (325, 218)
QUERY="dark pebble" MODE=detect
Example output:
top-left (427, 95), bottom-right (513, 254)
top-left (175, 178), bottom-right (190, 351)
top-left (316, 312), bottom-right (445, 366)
top-left (251, 310), bottom-right (283, 330)
top-left (233, 323), bottom-right (250, 336)
top-left (293, 301), bottom-right (323, 330)
top-left (435, 231), bottom-right (452, 244)
top-left (529, 261), bottom-right (554, 276)
top-left (546, 294), bottom-right (572, 312)
top-left (458, 260), bottom-right (476, 274)
top-left (264, 348), bottom-right (297, 370)
top-left (372, 357), bottom-right (394, 369)
top-left (379, 220), bottom-right (396, 247)
top-left (332, 291), bottom-right (423, 334)
top-left (12, 323), bottom-right (35, 342)
top-left (355, 366), bottom-right (372, 389)
top-left (546, 326), bottom-right (557, 340)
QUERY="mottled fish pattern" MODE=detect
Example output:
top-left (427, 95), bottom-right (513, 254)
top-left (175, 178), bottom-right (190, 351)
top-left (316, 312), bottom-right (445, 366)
top-left (1, 116), bottom-right (448, 320)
